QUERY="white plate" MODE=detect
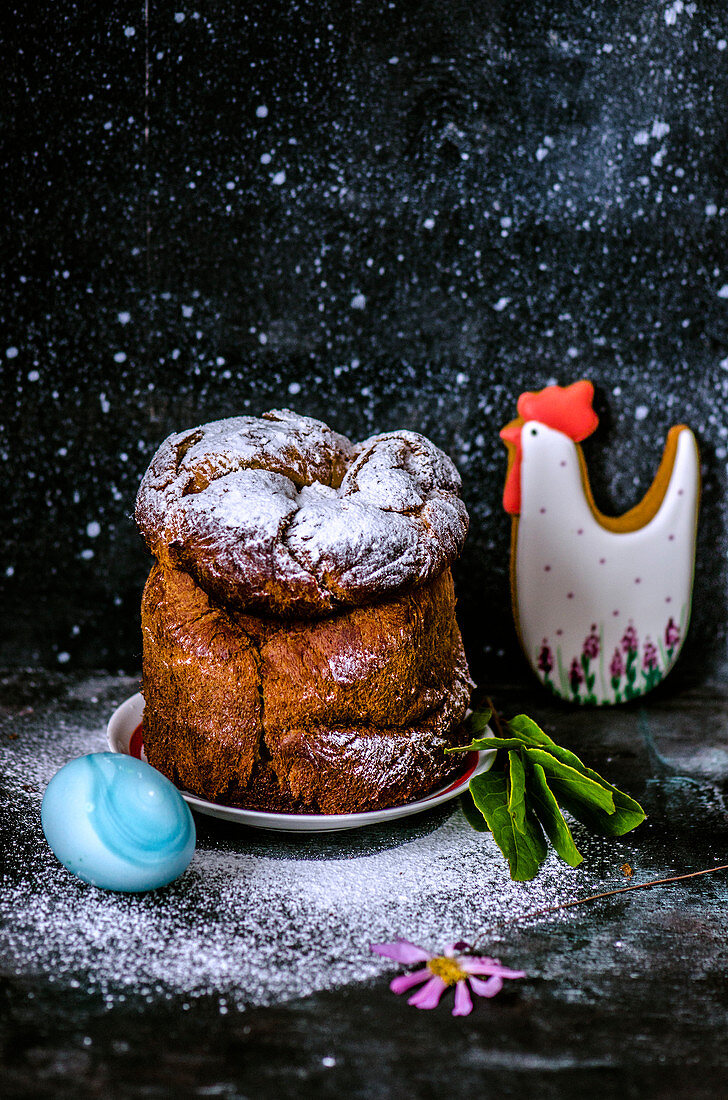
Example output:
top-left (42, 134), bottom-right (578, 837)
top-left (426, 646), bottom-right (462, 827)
top-left (107, 693), bottom-right (495, 833)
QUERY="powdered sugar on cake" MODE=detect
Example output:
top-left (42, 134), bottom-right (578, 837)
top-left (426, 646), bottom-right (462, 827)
top-left (135, 409), bottom-right (469, 616)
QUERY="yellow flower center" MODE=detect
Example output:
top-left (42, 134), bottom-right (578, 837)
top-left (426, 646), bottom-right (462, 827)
top-left (427, 956), bottom-right (467, 986)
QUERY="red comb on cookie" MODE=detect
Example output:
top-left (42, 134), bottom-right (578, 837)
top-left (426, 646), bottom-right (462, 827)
top-left (500, 380), bottom-right (599, 515)
top-left (517, 379), bottom-right (599, 442)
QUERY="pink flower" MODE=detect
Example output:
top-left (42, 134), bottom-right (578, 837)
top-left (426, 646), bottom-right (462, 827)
top-left (537, 641), bottom-right (553, 674)
top-left (371, 939), bottom-right (525, 1017)
top-left (642, 638), bottom-right (659, 672)
top-left (569, 657), bottom-right (583, 692)
top-left (582, 624), bottom-right (600, 661)
top-left (665, 617), bottom-right (680, 649)
top-left (621, 623), bottom-right (639, 655)
top-left (610, 647), bottom-right (624, 679)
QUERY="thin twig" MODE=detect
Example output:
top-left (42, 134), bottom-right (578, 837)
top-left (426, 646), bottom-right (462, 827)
top-left (485, 696), bottom-right (505, 739)
top-left (469, 864), bottom-right (728, 952)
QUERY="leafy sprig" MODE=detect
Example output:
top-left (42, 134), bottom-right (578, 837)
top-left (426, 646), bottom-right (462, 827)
top-left (448, 707), bottom-right (646, 882)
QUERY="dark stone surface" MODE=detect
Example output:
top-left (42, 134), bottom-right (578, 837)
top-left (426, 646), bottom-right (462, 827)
top-left (2, 0), bottom-right (728, 679)
top-left (1, 670), bottom-right (727, 1098)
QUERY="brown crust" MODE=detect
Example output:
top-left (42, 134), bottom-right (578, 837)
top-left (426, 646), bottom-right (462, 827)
top-left (135, 409), bottom-right (468, 618)
top-left (141, 562), bottom-right (472, 813)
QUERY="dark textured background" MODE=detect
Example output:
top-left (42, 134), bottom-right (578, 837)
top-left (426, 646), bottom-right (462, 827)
top-left (3, 0), bottom-right (728, 683)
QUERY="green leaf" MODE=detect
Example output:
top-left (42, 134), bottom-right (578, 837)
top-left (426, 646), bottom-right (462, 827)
top-left (508, 716), bottom-right (646, 837)
top-left (469, 755), bottom-right (547, 882)
top-left (524, 748), bottom-right (616, 815)
top-left (447, 735), bottom-right (530, 754)
top-left (460, 790), bottom-right (491, 832)
top-left (525, 760), bottom-right (583, 868)
top-left (506, 715), bottom-right (586, 771)
top-left (447, 706), bottom-right (496, 752)
top-left (576, 768), bottom-right (647, 836)
top-left (468, 706), bottom-right (492, 737)
top-left (457, 708), bottom-right (648, 876)
top-left (507, 750), bottom-right (529, 832)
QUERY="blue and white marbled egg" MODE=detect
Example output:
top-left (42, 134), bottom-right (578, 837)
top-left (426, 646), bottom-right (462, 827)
top-left (41, 752), bottom-right (196, 892)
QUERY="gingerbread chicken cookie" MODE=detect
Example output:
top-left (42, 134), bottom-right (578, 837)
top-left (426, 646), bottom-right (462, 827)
top-left (500, 381), bottom-right (700, 705)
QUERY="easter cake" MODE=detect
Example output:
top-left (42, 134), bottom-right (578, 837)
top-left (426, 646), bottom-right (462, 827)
top-left (135, 409), bottom-right (472, 813)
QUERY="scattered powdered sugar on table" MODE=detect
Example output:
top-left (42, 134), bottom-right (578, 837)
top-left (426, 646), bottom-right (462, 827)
top-left (0, 675), bottom-right (624, 1011)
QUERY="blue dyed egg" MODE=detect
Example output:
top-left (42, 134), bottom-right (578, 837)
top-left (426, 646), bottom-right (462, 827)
top-left (41, 753), bottom-right (196, 892)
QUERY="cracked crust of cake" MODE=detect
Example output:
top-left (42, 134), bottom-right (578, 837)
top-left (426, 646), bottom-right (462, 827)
top-left (135, 409), bottom-right (468, 617)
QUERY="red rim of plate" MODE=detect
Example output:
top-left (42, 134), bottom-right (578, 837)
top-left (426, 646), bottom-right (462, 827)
top-left (129, 722), bottom-right (145, 760)
top-left (127, 721), bottom-right (479, 804)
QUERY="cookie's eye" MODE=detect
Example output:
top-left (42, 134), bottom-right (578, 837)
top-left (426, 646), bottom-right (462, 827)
top-left (530, 428), bottom-right (538, 436)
